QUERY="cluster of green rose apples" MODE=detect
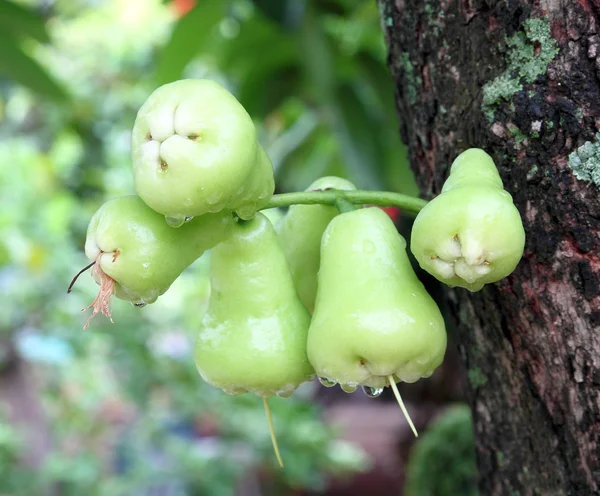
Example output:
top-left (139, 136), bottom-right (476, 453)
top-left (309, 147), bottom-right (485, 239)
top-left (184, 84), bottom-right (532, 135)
top-left (75, 79), bottom-right (525, 465)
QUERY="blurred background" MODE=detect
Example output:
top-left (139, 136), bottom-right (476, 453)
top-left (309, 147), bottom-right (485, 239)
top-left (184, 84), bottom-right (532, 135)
top-left (0, 0), bottom-right (477, 494)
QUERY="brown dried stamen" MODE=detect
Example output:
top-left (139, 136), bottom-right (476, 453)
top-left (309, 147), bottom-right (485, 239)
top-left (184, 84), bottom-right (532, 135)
top-left (82, 253), bottom-right (116, 329)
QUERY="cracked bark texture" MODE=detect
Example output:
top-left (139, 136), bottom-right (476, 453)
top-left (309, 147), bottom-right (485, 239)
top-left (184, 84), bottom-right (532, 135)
top-left (379, 0), bottom-right (600, 494)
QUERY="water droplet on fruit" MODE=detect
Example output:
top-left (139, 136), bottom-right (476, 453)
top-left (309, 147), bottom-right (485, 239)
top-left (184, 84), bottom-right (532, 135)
top-left (184, 216), bottom-right (193, 223)
top-left (276, 389), bottom-right (294, 399)
top-left (165, 215), bottom-right (185, 228)
top-left (318, 377), bottom-right (337, 387)
top-left (362, 386), bottom-right (384, 398)
top-left (341, 383), bottom-right (357, 393)
top-left (132, 301), bottom-right (146, 308)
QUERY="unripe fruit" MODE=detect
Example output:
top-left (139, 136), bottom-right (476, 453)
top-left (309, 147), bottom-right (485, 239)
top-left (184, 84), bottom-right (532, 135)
top-left (410, 149), bottom-right (525, 291)
top-left (307, 207), bottom-right (447, 390)
top-left (194, 213), bottom-right (315, 399)
top-left (279, 176), bottom-right (357, 313)
top-left (131, 79), bottom-right (274, 221)
top-left (83, 195), bottom-right (232, 322)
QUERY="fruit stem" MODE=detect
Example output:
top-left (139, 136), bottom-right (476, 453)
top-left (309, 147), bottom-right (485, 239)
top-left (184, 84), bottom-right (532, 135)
top-left (388, 376), bottom-right (419, 438)
top-left (263, 397), bottom-right (284, 469)
top-left (263, 190), bottom-right (428, 213)
top-left (334, 195), bottom-right (357, 214)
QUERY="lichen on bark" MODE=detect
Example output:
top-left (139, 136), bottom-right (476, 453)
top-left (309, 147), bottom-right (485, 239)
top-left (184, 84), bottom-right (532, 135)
top-left (568, 132), bottom-right (600, 186)
top-left (482, 18), bottom-right (559, 121)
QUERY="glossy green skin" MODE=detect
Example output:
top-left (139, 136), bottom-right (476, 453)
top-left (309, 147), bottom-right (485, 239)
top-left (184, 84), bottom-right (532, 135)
top-left (194, 213), bottom-right (315, 398)
top-left (233, 144), bottom-right (275, 220)
top-left (307, 207), bottom-right (447, 389)
top-left (410, 148), bottom-right (526, 291)
top-left (84, 195), bottom-right (232, 305)
top-left (131, 79), bottom-right (274, 220)
top-left (279, 176), bottom-right (357, 313)
top-left (260, 207), bottom-right (285, 230)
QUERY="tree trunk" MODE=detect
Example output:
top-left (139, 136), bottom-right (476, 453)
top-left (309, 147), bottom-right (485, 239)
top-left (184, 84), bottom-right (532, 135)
top-left (378, 0), bottom-right (600, 494)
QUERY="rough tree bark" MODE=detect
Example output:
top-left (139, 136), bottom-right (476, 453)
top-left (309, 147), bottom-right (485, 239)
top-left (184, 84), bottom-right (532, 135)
top-left (378, 0), bottom-right (600, 494)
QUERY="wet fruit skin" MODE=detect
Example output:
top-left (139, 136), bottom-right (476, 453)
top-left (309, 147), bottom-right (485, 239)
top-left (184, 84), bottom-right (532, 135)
top-left (410, 148), bottom-right (526, 291)
top-left (84, 195), bottom-right (233, 305)
top-left (307, 207), bottom-right (447, 390)
top-left (131, 79), bottom-right (274, 220)
top-left (194, 213), bottom-right (315, 398)
top-left (279, 176), bottom-right (357, 313)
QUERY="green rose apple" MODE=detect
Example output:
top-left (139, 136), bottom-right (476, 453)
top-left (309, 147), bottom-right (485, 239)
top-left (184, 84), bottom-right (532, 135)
top-left (279, 176), bottom-right (357, 313)
top-left (83, 195), bottom-right (232, 325)
top-left (410, 148), bottom-right (526, 291)
top-left (131, 79), bottom-right (274, 222)
top-left (194, 213), bottom-right (315, 399)
top-left (307, 207), bottom-right (447, 391)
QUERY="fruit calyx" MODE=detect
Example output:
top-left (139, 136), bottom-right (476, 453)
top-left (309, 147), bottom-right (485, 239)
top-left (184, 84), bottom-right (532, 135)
top-left (428, 234), bottom-right (491, 286)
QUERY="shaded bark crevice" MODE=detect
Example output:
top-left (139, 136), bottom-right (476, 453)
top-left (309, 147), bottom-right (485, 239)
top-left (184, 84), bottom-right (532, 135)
top-left (379, 0), bottom-right (600, 494)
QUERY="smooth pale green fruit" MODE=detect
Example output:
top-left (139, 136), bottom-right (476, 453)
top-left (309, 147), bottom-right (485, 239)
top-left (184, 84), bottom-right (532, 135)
top-left (233, 145), bottom-right (275, 220)
top-left (307, 207), bottom-right (447, 389)
top-left (131, 79), bottom-right (274, 220)
top-left (84, 195), bottom-right (232, 305)
top-left (260, 207), bottom-right (285, 231)
top-left (410, 148), bottom-right (525, 291)
top-left (194, 213), bottom-right (315, 398)
top-left (279, 176), bottom-right (357, 313)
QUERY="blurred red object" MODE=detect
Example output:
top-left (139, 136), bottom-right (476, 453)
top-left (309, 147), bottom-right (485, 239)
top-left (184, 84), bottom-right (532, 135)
top-left (379, 206), bottom-right (400, 224)
top-left (172, 0), bottom-right (196, 17)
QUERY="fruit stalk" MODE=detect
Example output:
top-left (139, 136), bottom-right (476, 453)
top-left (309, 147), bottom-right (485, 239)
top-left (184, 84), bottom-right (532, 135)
top-left (334, 195), bottom-right (358, 214)
top-left (263, 190), bottom-right (428, 213)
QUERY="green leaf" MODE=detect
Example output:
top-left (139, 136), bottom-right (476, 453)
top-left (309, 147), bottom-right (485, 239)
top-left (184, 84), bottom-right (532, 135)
top-left (154, 0), bottom-right (225, 85)
top-left (0, 0), bottom-right (49, 43)
top-left (297, 9), bottom-right (384, 189)
top-left (333, 83), bottom-right (386, 189)
top-left (207, 12), bottom-right (297, 115)
top-left (250, 0), bottom-right (290, 25)
top-left (0, 32), bottom-right (68, 102)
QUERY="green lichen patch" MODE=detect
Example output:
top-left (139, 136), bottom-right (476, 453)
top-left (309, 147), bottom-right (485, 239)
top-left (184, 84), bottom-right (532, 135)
top-left (424, 1), bottom-right (445, 37)
top-left (527, 164), bottom-right (539, 180)
top-left (398, 52), bottom-right (422, 105)
top-left (377, 0), bottom-right (394, 30)
top-left (467, 367), bottom-right (488, 388)
top-left (568, 133), bottom-right (600, 187)
top-left (482, 18), bottom-right (559, 121)
top-left (506, 123), bottom-right (530, 147)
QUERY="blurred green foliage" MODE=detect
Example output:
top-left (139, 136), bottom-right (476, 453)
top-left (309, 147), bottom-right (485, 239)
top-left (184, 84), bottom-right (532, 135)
top-left (404, 404), bottom-right (479, 496)
top-left (0, 0), bottom-right (419, 493)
